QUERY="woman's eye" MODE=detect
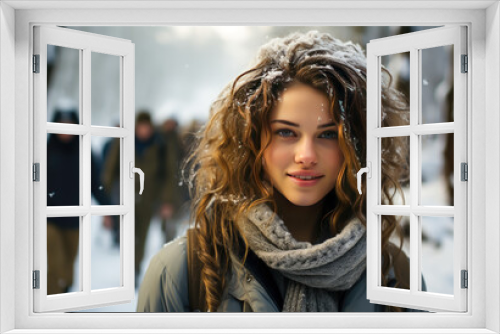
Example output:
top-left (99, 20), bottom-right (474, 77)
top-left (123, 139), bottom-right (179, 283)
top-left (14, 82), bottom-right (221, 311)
top-left (320, 130), bottom-right (338, 139)
top-left (275, 129), bottom-right (295, 138)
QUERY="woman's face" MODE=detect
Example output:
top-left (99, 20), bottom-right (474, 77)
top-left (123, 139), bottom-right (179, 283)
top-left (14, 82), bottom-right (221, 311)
top-left (262, 83), bottom-right (344, 206)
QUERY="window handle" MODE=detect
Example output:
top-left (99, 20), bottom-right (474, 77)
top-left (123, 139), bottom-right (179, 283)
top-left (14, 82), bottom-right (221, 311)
top-left (129, 162), bottom-right (144, 195)
top-left (356, 161), bottom-right (372, 195)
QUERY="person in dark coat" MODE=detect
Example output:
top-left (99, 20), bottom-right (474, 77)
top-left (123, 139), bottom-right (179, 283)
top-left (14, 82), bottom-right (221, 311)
top-left (103, 111), bottom-right (176, 285)
top-left (47, 109), bottom-right (110, 294)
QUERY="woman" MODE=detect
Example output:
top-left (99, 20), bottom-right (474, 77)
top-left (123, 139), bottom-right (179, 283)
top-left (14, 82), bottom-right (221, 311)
top-left (137, 31), bottom-right (413, 312)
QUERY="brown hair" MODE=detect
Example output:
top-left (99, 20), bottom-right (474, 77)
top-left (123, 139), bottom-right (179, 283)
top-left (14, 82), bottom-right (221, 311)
top-left (182, 31), bottom-right (409, 312)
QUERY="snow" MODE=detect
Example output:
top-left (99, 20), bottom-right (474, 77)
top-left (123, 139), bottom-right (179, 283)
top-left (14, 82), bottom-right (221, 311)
top-left (262, 68), bottom-right (283, 82)
top-left (74, 210), bottom-right (191, 312)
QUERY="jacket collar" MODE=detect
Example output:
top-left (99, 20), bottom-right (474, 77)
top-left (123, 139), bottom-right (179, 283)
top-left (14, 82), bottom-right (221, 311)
top-left (226, 243), bottom-right (284, 312)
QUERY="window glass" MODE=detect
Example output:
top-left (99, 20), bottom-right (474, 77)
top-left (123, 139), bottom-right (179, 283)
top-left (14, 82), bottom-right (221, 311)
top-left (47, 45), bottom-right (80, 124)
top-left (47, 133), bottom-right (81, 206)
top-left (91, 136), bottom-right (121, 206)
top-left (91, 215), bottom-right (121, 290)
top-left (421, 134), bottom-right (454, 206)
top-left (380, 215), bottom-right (410, 290)
top-left (421, 45), bottom-right (454, 124)
top-left (92, 52), bottom-right (120, 127)
top-left (380, 52), bottom-right (410, 127)
top-left (421, 216), bottom-right (454, 294)
top-left (47, 217), bottom-right (81, 295)
top-left (381, 136), bottom-right (410, 205)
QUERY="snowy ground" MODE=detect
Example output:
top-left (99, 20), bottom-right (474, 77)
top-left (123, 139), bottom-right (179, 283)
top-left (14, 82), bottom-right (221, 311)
top-left (74, 211), bottom-right (191, 312)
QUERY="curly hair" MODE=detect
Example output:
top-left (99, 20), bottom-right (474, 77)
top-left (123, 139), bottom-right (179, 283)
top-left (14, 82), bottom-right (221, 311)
top-left (182, 31), bottom-right (409, 312)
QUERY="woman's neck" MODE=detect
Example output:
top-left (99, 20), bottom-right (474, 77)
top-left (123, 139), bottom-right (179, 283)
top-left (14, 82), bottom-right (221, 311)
top-left (273, 189), bottom-right (324, 244)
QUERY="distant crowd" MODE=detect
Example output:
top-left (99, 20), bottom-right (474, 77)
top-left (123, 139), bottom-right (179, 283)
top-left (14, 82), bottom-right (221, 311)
top-left (46, 108), bottom-right (202, 294)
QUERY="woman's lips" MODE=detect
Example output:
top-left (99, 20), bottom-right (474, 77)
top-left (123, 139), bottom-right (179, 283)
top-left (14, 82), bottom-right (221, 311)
top-left (287, 174), bottom-right (324, 187)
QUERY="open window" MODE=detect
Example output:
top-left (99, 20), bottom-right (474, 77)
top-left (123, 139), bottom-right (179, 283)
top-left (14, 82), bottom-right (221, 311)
top-left (33, 26), bottom-right (137, 312)
top-left (0, 0), bottom-right (496, 331)
top-left (365, 26), bottom-right (467, 312)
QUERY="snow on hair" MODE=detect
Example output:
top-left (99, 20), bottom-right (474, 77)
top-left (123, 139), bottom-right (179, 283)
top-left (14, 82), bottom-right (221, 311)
top-left (181, 30), bottom-right (409, 312)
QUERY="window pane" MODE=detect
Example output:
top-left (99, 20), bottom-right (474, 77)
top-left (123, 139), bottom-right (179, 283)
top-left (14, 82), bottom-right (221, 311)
top-left (421, 45), bottom-right (454, 124)
top-left (47, 218), bottom-right (81, 295)
top-left (421, 216), bottom-right (454, 294)
top-left (421, 134), bottom-right (454, 206)
top-left (47, 133), bottom-right (80, 206)
top-left (91, 215), bottom-right (121, 290)
top-left (380, 52), bottom-right (410, 127)
top-left (91, 136), bottom-right (121, 205)
top-left (92, 52), bottom-right (120, 127)
top-left (380, 136), bottom-right (410, 205)
top-left (380, 215), bottom-right (410, 290)
top-left (47, 45), bottom-right (80, 124)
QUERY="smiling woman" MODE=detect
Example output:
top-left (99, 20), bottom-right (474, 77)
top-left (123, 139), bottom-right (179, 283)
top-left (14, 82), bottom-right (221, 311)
top-left (263, 83), bottom-right (345, 210)
top-left (136, 30), bottom-right (414, 313)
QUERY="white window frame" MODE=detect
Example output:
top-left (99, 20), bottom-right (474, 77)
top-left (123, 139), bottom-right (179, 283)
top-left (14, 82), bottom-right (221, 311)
top-left (1, 1), bottom-right (499, 333)
top-left (366, 26), bottom-right (468, 312)
top-left (33, 25), bottom-right (136, 312)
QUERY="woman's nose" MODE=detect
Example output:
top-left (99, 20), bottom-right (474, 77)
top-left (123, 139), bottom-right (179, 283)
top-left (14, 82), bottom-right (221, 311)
top-left (295, 138), bottom-right (317, 166)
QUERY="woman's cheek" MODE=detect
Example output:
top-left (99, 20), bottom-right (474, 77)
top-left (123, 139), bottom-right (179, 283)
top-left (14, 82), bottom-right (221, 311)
top-left (270, 141), bottom-right (289, 162)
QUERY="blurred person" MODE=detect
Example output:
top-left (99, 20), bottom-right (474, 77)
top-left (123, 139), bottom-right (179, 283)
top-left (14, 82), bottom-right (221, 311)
top-left (47, 109), bottom-right (111, 295)
top-left (159, 118), bottom-right (188, 242)
top-left (137, 31), bottom-right (424, 312)
top-left (101, 124), bottom-right (121, 246)
top-left (103, 111), bottom-right (176, 284)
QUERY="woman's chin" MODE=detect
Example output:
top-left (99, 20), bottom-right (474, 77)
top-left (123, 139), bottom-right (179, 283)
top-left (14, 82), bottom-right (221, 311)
top-left (285, 195), bottom-right (324, 207)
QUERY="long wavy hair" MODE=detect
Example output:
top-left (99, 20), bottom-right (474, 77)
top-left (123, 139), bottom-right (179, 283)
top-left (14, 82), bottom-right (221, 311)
top-left (182, 31), bottom-right (409, 312)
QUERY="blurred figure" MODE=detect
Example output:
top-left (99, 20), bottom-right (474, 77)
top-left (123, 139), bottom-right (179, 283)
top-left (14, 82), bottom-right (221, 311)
top-left (47, 109), bottom-right (111, 295)
top-left (159, 118), bottom-right (188, 242)
top-left (103, 111), bottom-right (176, 283)
top-left (101, 125), bottom-right (121, 246)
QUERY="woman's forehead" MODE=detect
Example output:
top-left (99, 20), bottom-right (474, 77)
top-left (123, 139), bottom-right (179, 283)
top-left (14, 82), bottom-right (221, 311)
top-left (271, 84), bottom-right (335, 122)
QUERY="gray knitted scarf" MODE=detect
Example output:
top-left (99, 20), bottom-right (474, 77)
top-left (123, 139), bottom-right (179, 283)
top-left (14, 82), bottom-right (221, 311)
top-left (237, 203), bottom-right (366, 312)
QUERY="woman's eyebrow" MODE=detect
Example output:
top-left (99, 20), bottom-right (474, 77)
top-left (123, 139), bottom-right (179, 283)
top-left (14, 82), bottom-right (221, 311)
top-left (270, 120), bottom-right (338, 129)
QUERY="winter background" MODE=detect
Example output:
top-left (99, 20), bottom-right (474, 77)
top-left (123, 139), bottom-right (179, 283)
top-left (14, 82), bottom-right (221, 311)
top-left (46, 26), bottom-right (454, 312)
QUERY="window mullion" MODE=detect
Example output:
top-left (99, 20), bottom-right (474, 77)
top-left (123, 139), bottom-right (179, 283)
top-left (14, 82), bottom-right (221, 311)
top-left (81, 47), bottom-right (92, 294)
top-left (46, 206), bottom-right (90, 217)
top-left (89, 205), bottom-right (129, 216)
top-left (90, 126), bottom-right (130, 138)
top-left (409, 47), bottom-right (420, 294)
top-left (46, 122), bottom-right (89, 135)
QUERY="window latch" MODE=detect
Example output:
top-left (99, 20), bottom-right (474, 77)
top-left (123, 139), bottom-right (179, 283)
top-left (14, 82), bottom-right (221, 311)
top-left (356, 161), bottom-right (372, 195)
top-left (129, 162), bottom-right (144, 195)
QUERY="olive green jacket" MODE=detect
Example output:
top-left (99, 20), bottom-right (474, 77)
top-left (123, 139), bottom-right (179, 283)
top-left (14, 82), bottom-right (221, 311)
top-left (136, 236), bottom-right (424, 312)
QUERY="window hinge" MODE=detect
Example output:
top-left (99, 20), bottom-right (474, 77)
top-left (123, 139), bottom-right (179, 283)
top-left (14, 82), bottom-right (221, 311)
top-left (461, 162), bottom-right (468, 181)
top-left (33, 54), bottom-right (40, 73)
top-left (33, 270), bottom-right (40, 289)
top-left (461, 270), bottom-right (468, 289)
top-left (33, 163), bottom-right (40, 182)
top-left (461, 54), bottom-right (468, 73)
